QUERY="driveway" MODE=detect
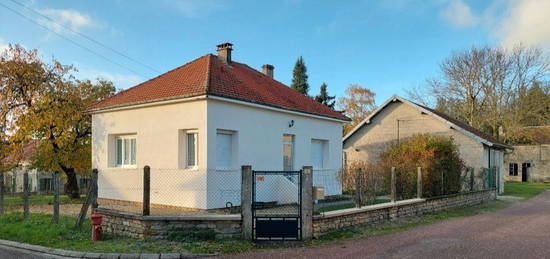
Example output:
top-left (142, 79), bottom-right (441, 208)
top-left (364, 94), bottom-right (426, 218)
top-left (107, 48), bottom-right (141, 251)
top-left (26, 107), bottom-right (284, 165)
top-left (216, 190), bottom-right (550, 259)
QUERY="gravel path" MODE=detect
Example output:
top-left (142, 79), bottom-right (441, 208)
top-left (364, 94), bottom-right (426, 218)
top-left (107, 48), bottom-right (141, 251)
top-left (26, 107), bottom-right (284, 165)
top-left (7, 204), bottom-right (90, 218)
top-left (215, 190), bottom-right (550, 259)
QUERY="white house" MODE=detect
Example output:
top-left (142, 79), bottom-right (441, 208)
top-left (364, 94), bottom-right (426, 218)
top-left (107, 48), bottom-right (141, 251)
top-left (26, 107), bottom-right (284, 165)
top-left (87, 43), bottom-right (349, 210)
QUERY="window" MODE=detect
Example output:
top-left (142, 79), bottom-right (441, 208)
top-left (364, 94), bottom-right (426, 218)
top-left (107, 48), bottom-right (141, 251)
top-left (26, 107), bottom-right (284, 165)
top-left (186, 132), bottom-right (198, 168)
top-left (311, 139), bottom-right (327, 169)
top-left (509, 163), bottom-right (518, 176)
top-left (116, 136), bottom-right (136, 167)
top-left (216, 131), bottom-right (233, 169)
top-left (283, 134), bottom-right (295, 171)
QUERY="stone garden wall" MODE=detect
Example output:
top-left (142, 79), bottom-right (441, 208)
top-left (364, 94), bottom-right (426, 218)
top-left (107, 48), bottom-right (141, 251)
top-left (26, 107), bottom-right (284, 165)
top-left (313, 189), bottom-right (496, 237)
top-left (97, 189), bottom-right (495, 240)
top-left (96, 208), bottom-right (241, 240)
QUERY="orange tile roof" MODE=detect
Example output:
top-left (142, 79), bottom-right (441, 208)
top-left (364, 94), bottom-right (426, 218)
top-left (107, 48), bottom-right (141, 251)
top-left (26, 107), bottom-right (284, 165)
top-left (87, 54), bottom-right (349, 121)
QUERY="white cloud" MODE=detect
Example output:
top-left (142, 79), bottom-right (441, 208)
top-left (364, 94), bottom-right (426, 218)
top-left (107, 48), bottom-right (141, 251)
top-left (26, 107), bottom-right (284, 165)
top-left (440, 0), bottom-right (478, 27)
top-left (0, 38), bottom-right (9, 53)
top-left (495, 0), bottom-right (550, 50)
top-left (39, 8), bottom-right (94, 33)
top-left (77, 68), bottom-right (142, 89)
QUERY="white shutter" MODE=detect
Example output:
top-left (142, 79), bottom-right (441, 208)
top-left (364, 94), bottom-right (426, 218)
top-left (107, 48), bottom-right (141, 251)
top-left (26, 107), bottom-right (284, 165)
top-left (311, 139), bottom-right (324, 169)
top-left (216, 133), bottom-right (232, 169)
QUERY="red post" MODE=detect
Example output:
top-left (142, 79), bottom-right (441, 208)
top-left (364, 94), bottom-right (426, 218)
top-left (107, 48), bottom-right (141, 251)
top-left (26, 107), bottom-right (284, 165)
top-left (91, 212), bottom-right (103, 241)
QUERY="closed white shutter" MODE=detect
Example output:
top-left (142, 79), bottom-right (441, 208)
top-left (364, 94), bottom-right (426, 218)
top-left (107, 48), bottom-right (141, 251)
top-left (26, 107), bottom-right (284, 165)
top-left (311, 139), bottom-right (325, 169)
top-left (216, 133), bottom-right (232, 169)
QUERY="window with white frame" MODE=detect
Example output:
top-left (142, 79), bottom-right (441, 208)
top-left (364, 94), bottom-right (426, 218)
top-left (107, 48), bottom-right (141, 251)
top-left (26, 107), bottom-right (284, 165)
top-left (283, 134), bottom-right (295, 171)
top-left (216, 131), bottom-right (234, 170)
top-left (115, 136), bottom-right (136, 167)
top-left (186, 131), bottom-right (198, 168)
top-left (311, 139), bottom-right (327, 169)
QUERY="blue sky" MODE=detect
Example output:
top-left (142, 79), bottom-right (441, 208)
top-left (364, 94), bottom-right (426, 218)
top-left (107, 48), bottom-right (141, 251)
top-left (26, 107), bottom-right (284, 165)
top-left (1, 0), bottom-right (549, 105)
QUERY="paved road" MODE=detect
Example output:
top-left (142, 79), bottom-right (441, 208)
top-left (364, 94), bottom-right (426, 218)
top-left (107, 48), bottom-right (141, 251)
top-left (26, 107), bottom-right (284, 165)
top-left (216, 190), bottom-right (550, 259)
top-left (0, 245), bottom-right (45, 258)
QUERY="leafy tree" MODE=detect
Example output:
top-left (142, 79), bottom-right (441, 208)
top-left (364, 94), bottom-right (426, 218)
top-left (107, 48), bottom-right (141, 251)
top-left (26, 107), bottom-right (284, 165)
top-left (1, 44), bottom-right (115, 198)
top-left (290, 56), bottom-right (309, 95)
top-left (337, 84), bottom-right (377, 134)
top-left (315, 83), bottom-right (335, 108)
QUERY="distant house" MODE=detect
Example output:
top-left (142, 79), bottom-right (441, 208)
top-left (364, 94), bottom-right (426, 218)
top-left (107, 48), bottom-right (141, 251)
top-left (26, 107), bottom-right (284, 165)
top-left (3, 141), bottom-right (90, 194)
top-left (505, 126), bottom-right (550, 183)
top-left (87, 43), bottom-right (349, 210)
top-left (343, 96), bottom-right (512, 194)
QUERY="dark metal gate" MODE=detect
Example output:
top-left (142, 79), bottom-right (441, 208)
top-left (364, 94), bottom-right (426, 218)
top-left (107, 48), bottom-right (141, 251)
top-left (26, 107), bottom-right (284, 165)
top-left (252, 170), bottom-right (302, 241)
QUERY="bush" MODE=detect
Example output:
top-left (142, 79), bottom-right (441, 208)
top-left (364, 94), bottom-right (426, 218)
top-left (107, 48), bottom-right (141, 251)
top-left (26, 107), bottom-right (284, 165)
top-left (379, 134), bottom-right (465, 198)
top-left (339, 161), bottom-right (385, 206)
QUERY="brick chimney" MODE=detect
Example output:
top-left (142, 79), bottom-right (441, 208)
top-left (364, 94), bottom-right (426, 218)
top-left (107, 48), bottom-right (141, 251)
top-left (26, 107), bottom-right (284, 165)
top-left (262, 64), bottom-right (274, 78)
top-left (216, 42), bottom-right (233, 64)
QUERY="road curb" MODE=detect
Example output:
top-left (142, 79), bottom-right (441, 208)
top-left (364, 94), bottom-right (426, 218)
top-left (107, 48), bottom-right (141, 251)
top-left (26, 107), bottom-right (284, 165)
top-left (0, 239), bottom-right (214, 258)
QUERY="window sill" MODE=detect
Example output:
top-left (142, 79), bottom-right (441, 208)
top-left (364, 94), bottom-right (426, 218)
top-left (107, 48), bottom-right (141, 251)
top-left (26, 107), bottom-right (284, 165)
top-left (215, 168), bottom-right (238, 172)
top-left (109, 166), bottom-right (138, 169)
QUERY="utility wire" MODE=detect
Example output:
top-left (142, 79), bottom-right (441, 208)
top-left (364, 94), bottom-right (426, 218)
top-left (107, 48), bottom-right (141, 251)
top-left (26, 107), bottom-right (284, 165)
top-left (8, 0), bottom-right (162, 74)
top-left (0, 1), bottom-right (149, 78)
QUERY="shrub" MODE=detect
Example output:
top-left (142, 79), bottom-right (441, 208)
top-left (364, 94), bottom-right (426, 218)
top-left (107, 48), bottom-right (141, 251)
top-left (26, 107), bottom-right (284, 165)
top-left (339, 161), bottom-right (385, 206)
top-left (379, 134), bottom-right (465, 198)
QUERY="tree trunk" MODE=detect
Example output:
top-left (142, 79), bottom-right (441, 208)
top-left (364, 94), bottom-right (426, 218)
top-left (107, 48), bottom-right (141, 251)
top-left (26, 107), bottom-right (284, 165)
top-left (62, 168), bottom-right (80, 199)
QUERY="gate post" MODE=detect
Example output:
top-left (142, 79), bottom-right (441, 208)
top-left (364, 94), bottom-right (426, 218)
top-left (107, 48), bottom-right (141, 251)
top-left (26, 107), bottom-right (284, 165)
top-left (241, 165), bottom-right (253, 240)
top-left (301, 166), bottom-right (313, 240)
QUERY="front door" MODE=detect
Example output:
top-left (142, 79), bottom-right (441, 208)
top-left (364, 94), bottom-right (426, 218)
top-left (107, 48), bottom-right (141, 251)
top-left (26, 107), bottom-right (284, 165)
top-left (521, 163), bottom-right (530, 182)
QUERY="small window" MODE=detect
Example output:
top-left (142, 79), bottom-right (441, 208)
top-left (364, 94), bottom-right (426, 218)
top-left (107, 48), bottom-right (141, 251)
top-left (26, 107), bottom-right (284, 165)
top-left (311, 139), bottom-right (327, 169)
top-left (186, 132), bottom-right (198, 168)
top-left (509, 163), bottom-right (518, 176)
top-left (116, 136), bottom-right (137, 167)
top-left (216, 131), bottom-right (234, 170)
top-left (283, 134), bottom-right (295, 171)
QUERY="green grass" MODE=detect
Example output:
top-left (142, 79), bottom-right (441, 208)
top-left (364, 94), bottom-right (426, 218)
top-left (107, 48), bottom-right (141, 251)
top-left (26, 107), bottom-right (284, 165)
top-left (0, 213), bottom-right (252, 254)
top-left (503, 182), bottom-right (550, 199)
top-left (4, 195), bottom-right (85, 208)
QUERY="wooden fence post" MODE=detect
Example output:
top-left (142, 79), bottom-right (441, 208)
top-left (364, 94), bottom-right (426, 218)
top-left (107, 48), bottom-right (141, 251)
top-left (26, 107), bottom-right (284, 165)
top-left (91, 169), bottom-right (98, 209)
top-left (390, 167), bottom-right (396, 203)
top-left (53, 171), bottom-right (60, 224)
top-left (355, 168), bottom-right (363, 207)
top-left (241, 165), bottom-right (252, 240)
top-left (23, 172), bottom-right (29, 220)
top-left (75, 169), bottom-right (98, 228)
top-left (301, 166), bottom-right (313, 240)
top-left (470, 168), bottom-right (475, 191)
top-left (143, 166), bottom-right (150, 216)
top-left (0, 172), bottom-right (4, 217)
top-left (417, 167), bottom-right (422, 199)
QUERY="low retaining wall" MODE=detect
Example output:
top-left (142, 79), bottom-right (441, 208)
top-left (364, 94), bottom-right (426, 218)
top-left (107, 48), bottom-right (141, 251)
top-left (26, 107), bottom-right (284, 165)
top-left (96, 208), bottom-right (241, 240)
top-left (313, 189), bottom-right (496, 237)
top-left (97, 189), bottom-right (495, 240)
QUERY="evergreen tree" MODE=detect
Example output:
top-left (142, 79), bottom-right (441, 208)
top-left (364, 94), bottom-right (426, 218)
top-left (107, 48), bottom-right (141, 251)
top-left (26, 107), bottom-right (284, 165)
top-left (291, 56), bottom-right (309, 95)
top-left (315, 83), bottom-right (335, 108)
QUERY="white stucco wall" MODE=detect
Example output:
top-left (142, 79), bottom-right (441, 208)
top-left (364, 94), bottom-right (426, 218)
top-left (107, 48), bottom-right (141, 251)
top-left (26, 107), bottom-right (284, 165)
top-left (92, 97), bottom-right (344, 209)
top-left (206, 99), bottom-right (343, 208)
top-left (92, 99), bottom-right (209, 208)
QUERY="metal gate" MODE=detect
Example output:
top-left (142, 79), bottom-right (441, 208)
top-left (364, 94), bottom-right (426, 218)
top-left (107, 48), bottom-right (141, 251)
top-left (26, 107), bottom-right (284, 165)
top-left (252, 170), bottom-right (302, 241)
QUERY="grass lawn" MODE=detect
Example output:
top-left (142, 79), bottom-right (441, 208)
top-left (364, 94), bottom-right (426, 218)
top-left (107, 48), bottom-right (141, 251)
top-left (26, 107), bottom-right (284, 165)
top-left (3, 195), bottom-right (85, 208)
top-left (0, 213), bottom-right (252, 254)
top-left (503, 182), bottom-right (550, 199)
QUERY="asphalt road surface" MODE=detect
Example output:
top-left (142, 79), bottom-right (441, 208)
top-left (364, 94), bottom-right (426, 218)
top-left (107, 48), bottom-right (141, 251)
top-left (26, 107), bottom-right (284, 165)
top-left (0, 245), bottom-right (45, 259)
top-left (215, 190), bottom-right (550, 259)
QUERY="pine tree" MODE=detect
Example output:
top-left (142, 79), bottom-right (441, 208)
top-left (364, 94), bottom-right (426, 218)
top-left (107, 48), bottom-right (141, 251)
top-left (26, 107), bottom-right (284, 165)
top-left (315, 83), bottom-right (335, 108)
top-left (290, 56), bottom-right (309, 95)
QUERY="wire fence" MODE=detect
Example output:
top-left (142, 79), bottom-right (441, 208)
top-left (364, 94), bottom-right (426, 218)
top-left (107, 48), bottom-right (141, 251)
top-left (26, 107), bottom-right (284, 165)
top-left (0, 170), bottom-right (98, 227)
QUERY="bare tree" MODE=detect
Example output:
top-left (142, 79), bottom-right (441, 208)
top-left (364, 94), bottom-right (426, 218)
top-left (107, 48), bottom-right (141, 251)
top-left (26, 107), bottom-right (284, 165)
top-left (421, 45), bottom-right (550, 142)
